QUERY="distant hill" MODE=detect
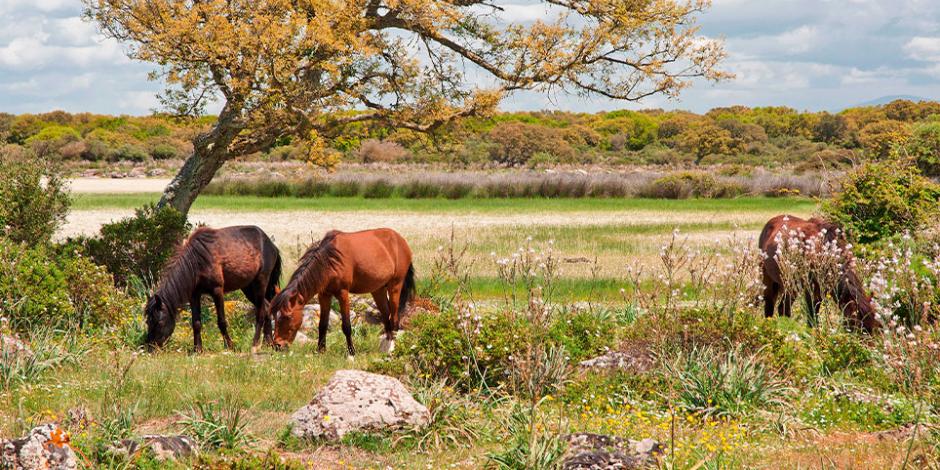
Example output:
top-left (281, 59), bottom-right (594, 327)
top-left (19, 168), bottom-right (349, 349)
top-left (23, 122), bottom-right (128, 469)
top-left (853, 95), bottom-right (935, 108)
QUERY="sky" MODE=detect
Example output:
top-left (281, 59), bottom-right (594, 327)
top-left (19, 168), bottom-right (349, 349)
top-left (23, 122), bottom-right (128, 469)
top-left (0, 0), bottom-right (938, 115)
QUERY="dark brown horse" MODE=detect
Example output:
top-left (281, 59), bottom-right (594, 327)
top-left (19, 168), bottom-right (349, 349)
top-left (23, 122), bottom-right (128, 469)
top-left (270, 228), bottom-right (415, 357)
top-left (145, 225), bottom-right (282, 352)
top-left (759, 215), bottom-right (878, 332)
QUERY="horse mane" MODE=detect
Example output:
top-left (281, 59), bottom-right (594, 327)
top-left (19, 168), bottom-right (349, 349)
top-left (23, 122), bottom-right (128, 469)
top-left (271, 231), bottom-right (342, 313)
top-left (153, 227), bottom-right (217, 314)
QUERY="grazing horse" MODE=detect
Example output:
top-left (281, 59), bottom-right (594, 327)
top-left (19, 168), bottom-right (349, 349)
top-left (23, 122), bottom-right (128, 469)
top-left (144, 225), bottom-right (282, 352)
top-left (270, 228), bottom-right (415, 357)
top-left (759, 215), bottom-right (878, 332)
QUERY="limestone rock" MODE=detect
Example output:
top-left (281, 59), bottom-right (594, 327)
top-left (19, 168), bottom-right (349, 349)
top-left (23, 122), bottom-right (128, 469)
top-left (562, 433), bottom-right (662, 470)
top-left (290, 370), bottom-right (429, 440)
top-left (1, 424), bottom-right (77, 470)
top-left (109, 435), bottom-right (197, 462)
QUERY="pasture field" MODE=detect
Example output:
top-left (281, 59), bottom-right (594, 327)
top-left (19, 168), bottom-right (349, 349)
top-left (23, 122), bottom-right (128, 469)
top-left (3, 189), bottom-right (937, 469)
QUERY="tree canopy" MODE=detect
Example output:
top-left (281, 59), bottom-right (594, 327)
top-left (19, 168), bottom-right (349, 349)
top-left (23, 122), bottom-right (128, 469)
top-left (85, 0), bottom-right (728, 213)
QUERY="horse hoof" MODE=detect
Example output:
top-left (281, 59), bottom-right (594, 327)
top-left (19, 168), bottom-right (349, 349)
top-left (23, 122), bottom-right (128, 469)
top-left (379, 338), bottom-right (395, 354)
top-left (250, 345), bottom-right (259, 355)
top-left (346, 355), bottom-right (356, 362)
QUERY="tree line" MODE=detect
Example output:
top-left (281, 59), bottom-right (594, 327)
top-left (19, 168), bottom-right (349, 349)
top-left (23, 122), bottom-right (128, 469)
top-left (2, 99), bottom-right (938, 175)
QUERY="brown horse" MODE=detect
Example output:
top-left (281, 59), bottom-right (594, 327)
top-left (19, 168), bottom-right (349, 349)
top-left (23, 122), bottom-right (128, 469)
top-left (759, 215), bottom-right (878, 332)
top-left (145, 225), bottom-right (282, 352)
top-left (270, 228), bottom-right (415, 357)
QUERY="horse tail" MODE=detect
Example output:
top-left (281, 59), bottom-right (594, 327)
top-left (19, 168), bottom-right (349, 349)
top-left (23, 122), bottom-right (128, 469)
top-left (398, 263), bottom-right (416, 317)
top-left (267, 248), bottom-right (282, 301)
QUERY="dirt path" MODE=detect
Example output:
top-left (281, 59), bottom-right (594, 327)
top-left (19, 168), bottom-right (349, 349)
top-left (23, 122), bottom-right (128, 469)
top-left (68, 177), bottom-right (172, 193)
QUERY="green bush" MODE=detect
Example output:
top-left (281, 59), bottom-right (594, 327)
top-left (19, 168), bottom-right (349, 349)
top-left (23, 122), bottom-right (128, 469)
top-left (906, 122), bottom-right (940, 176)
top-left (548, 308), bottom-right (619, 362)
top-left (0, 148), bottom-right (71, 244)
top-left (80, 204), bottom-right (191, 286)
top-left (667, 346), bottom-right (791, 418)
top-left (362, 179), bottom-right (395, 198)
top-left (823, 159), bottom-right (940, 244)
top-left (0, 241), bottom-right (133, 332)
top-left (639, 172), bottom-right (744, 199)
top-left (393, 308), bottom-right (531, 391)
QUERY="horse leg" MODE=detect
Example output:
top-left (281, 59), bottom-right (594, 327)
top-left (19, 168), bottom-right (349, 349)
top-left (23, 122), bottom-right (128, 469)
top-left (317, 293), bottom-right (331, 354)
top-left (779, 292), bottom-right (794, 317)
top-left (810, 281), bottom-right (823, 327)
top-left (763, 277), bottom-right (779, 318)
top-left (244, 282), bottom-right (270, 353)
top-left (372, 289), bottom-right (394, 353)
top-left (387, 282), bottom-right (403, 332)
top-left (338, 290), bottom-right (355, 358)
top-left (191, 294), bottom-right (204, 353)
top-left (212, 288), bottom-right (234, 350)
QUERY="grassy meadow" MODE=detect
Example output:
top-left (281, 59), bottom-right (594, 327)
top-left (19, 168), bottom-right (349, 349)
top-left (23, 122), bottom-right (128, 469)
top-left (4, 188), bottom-right (939, 469)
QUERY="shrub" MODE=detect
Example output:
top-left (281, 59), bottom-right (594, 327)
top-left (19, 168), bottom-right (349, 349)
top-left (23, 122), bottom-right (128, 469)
top-left (0, 148), bottom-right (70, 245)
top-left (80, 204), bottom-right (192, 286)
top-left (905, 122), bottom-right (940, 176)
top-left (178, 401), bottom-right (252, 451)
top-left (666, 346), bottom-right (791, 418)
top-left (858, 120), bottom-right (911, 158)
top-left (547, 308), bottom-right (619, 362)
top-left (487, 122), bottom-right (576, 165)
top-left (0, 241), bottom-right (132, 332)
top-left (394, 308), bottom-right (529, 390)
top-left (355, 139), bottom-right (411, 163)
top-left (823, 160), bottom-right (940, 244)
top-left (639, 172), bottom-right (744, 199)
top-left (362, 178), bottom-right (395, 198)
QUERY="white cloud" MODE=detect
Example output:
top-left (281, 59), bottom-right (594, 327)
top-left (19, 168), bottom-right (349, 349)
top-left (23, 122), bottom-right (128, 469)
top-left (905, 37), bottom-right (940, 62)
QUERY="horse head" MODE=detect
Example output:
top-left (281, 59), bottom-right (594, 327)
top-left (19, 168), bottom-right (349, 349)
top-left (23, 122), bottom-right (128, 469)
top-left (271, 290), bottom-right (305, 350)
top-left (144, 294), bottom-right (176, 349)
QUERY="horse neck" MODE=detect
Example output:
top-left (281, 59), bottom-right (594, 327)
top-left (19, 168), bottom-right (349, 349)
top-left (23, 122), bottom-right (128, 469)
top-left (156, 247), bottom-right (205, 310)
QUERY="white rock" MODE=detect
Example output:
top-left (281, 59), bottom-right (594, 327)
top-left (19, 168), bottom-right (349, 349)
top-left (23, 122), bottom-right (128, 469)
top-left (290, 370), bottom-right (429, 440)
top-left (1, 424), bottom-right (77, 470)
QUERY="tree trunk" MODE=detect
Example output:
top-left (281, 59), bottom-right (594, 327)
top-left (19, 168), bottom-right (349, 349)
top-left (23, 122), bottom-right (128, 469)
top-left (157, 106), bottom-right (241, 215)
top-left (157, 146), bottom-right (230, 215)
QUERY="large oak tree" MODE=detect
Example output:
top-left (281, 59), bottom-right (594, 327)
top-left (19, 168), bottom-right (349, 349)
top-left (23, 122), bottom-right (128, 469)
top-left (85, 0), bottom-right (728, 214)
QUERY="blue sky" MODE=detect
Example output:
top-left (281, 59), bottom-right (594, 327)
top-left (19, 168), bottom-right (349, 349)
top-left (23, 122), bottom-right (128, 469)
top-left (1, 0), bottom-right (938, 115)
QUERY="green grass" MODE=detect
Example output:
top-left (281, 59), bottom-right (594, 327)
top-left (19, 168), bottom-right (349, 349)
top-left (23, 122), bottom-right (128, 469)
top-left (72, 193), bottom-right (817, 213)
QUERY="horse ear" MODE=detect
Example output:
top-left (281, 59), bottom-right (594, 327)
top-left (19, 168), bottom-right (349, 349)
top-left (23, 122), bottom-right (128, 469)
top-left (152, 295), bottom-right (162, 308)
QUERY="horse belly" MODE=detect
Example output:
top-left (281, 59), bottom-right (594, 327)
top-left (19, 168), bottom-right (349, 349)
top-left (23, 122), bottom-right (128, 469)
top-left (219, 255), bottom-right (262, 291)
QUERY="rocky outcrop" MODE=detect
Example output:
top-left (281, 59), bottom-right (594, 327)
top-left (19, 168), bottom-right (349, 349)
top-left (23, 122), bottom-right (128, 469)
top-left (562, 433), bottom-right (663, 470)
top-left (109, 435), bottom-right (197, 461)
top-left (1, 424), bottom-right (77, 470)
top-left (290, 370), bottom-right (429, 440)
top-left (578, 343), bottom-right (654, 374)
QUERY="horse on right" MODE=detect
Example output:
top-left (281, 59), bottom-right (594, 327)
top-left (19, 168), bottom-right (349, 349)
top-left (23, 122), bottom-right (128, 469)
top-left (759, 215), bottom-right (879, 333)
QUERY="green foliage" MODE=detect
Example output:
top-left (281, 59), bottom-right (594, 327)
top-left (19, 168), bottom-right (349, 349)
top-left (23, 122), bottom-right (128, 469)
top-left (666, 346), bottom-right (791, 418)
top-left (178, 401), bottom-right (253, 451)
top-left (80, 204), bottom-right (192, 286)
top-left (802, 392), bottom-right (916, 430)
top-left (0, 148), bottom-right (71, 245)
top-left (823, 159), bottom-right (940, 244)
top-left (816, 331), bottom-right (872, 375)
top-left (547, 308), bottom-right (619, 362)
top-left (0, 240), bottom-right (134, 332)
top-left (639, 172), bottom-right (744, 199)
top-left (487, 403), bottom-right (567, 470)
top-left (906, 122), bottom-right (940, 176)
top-left (393, 308), bottom-right (529, 390)
top-left (487, 122), bottom-right (576, 165)
top-left (0, 328), bottom-right (84, 391)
